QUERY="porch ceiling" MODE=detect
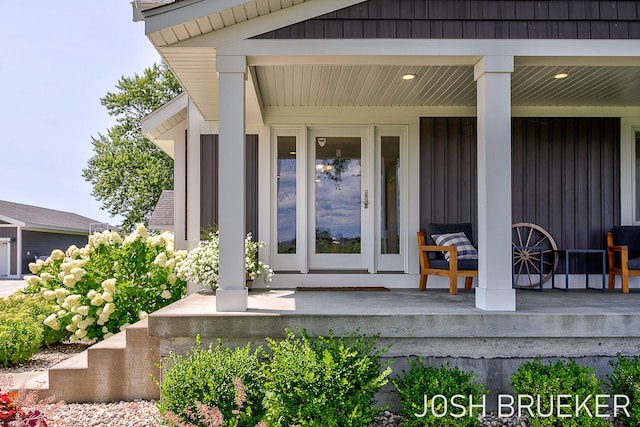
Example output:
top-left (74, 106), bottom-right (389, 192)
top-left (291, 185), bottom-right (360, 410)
top-left (255, 63), bottom-right (640, 108)
top-left (168, 57), bottom-right (640, 121)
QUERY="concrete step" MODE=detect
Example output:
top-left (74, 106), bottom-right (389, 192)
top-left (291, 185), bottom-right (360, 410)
top-left (11, 318), bottom-right (160, 403)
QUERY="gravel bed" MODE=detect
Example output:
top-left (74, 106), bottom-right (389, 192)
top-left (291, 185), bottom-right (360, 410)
top-left (0, 343), bottom-right (88, 374)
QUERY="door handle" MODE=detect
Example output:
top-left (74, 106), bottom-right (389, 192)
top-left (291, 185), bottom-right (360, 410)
top-left (363, 190), bottom-right (368, 209)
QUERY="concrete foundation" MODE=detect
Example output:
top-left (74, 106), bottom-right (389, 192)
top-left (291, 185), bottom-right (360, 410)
top-left (148, 289), bottom-right (640, 411)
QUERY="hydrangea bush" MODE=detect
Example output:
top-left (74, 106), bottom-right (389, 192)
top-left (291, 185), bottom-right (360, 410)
top-left (20, 225), bottom-right (187, 343)
top-left (177, 229), bottom-right (274, 289)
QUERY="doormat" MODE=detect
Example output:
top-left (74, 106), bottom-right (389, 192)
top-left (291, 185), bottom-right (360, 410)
top-left (296, 286), bottom-right (389, 291)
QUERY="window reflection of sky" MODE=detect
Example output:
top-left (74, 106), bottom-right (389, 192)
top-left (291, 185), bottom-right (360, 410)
top-left (316, 159), bottom-right (361, 239)
top-left (277, 159), bottom-right (296, 244)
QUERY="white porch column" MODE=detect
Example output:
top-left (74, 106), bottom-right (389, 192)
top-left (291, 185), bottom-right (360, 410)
top-left (186, 98), bottom-right (203, 295)
top-left (216, 55), bottom-right (248, 311)
top-left (473, 56), bottom-right (516, 311)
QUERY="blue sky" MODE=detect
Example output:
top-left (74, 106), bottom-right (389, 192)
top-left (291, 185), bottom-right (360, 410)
top-left (0, 1), bottom-right (161, 225)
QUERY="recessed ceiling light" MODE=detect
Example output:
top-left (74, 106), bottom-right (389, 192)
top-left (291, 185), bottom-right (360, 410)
top-left (554, 72), bottom-right (569, 79)
top-left (402, 73), bottom-right (416, 80)
top-left (289, 151), bottom-right (296, 155)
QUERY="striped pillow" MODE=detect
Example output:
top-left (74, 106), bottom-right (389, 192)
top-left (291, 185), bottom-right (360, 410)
top-left (431, 232), bottom-right (478, 261)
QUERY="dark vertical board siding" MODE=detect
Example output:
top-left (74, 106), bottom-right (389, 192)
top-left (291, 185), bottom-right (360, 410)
top-left (420, 118), bottom-right (478, 241)
top-left (421, 118), bottom-right (620, 271)
top-left (510, 117), bottom-right (620, 256)
top-left (200, 135), bottom-right (259, 237)
top-left (245, 135), bottom-right (259, 238)
top-left (254, 0), bottom-right (640, 39)
top-left (200, 134), bottom-right (219, 231)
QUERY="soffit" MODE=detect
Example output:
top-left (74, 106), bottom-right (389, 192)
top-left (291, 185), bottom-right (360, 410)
top-left (254, 63), bottom-right (640, 108)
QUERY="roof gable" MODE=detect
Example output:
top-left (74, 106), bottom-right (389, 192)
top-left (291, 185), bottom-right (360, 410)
top-left (0, 200), bottom-right (105, 233)
top-left (149, 190), bottom-right (174, 229)
top-left (141, 0), bottom-right (367, 47)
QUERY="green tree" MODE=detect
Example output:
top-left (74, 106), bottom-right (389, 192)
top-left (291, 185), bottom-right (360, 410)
top-left (83, 63), bottom-right (182, 231)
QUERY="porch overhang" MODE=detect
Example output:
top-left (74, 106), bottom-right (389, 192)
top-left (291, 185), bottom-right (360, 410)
top-left (135, 1), bottom-right (640, 122)
top-left (141, 92), bottom-right (188, 157)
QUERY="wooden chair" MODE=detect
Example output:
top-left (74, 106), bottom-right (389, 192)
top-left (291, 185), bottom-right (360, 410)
top-left (416, 223), bottom-right (478, 295)
top-left (606, 226), bottom-right (640, 293)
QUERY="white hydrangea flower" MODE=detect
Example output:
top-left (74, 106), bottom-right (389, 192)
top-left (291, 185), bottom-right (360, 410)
top-left (102, 291), bottom-right (113, 302)
top-left (51, 249), bottom-right (65, 261)
top-left (66, 245), bottom-right (81, 258)
top-left (76, 305), bottom-right (90, 316)
top-left (90, 295), bottom-right (104, 306)
top-left (119, 323), bottom-right (131, 331)
top-left (44, 314), bottom-right (59, 331)
top-left (153, 252), bottom-right (168, 267)
top-left (64, 294), bottom-right (82, 305)
top-left (103, 303), bottom-right (115, 315)
top-left (24, 275), bottom-right (42, 287)
top-left (138, 311), bottom-right (148, 320)
top-left (71, 267), bottom-right (85, 281)
top-left (101, 278), bottom-right (116, 293)
top-left (28, 262), bottom-right (41, 274)
top-left (43, 290), bottom-right (56, 301)
top-left (40, 272), bottom-right (54, 283)
top-left (136, 224), bottom-right (149, 239)
top-left (75, 329), bottom-right (88, 338)
top-left (161, 290), bottom-right (172, 299)
top-left (87, 289), bottom-right (98, 300)
top-left (66, 324), bottom-right (78, 333)
top-left (63, 274), bottom-right (76, 287)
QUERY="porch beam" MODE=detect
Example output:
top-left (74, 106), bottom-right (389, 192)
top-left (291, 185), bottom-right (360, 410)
top-left (214, 39), bottom-right (640, 62)
top-left (474, 56), bottom-right (516, 312)
top-left (216, 54), bottom-right (248, 312)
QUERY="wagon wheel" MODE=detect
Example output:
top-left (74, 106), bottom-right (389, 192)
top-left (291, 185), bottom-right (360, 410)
top-left (512, 222), bottom-right (559, 289)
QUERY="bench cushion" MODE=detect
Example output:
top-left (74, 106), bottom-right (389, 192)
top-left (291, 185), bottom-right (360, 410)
top-left (628, 258), bottom-right (640, 271)
top-left (429, 259), bottom-right (478, 271)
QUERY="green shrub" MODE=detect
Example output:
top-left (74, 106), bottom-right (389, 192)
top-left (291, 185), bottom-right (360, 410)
top-left (511, 358), bottom-right (608, 427)
top-left (392, 358), bottom-right (487, 427)
top-left (0, 294), bottom-right (70, 346)
top-left (608, 354), bottom-right (640, 426)
top-left (157, 337), bottom-right (265, 427)
top-left (0, 311), bottom-right (42, 366)
top-left (262, 328), bottom-right (391, 427)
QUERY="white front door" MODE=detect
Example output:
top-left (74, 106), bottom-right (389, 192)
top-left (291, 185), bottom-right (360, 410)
top-left (0, 239), bottom-right (9, 277)
top-left (308, 127), bottom-right (372, 270)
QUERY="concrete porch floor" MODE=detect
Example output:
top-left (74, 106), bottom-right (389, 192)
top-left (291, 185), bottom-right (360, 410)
top-left (166, 287), bottom-right (640, 315)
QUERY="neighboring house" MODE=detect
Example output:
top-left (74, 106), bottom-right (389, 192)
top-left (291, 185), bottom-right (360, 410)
top-left (0, 200), bottom-right (109, 277)
top-left (134, 0), bottom-right (640, 312)
top-left (149, 190), bottom-right (175, 232)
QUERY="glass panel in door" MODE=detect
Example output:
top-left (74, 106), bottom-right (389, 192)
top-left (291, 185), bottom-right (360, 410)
top-left (310, 130), bottom-right (369, 269)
